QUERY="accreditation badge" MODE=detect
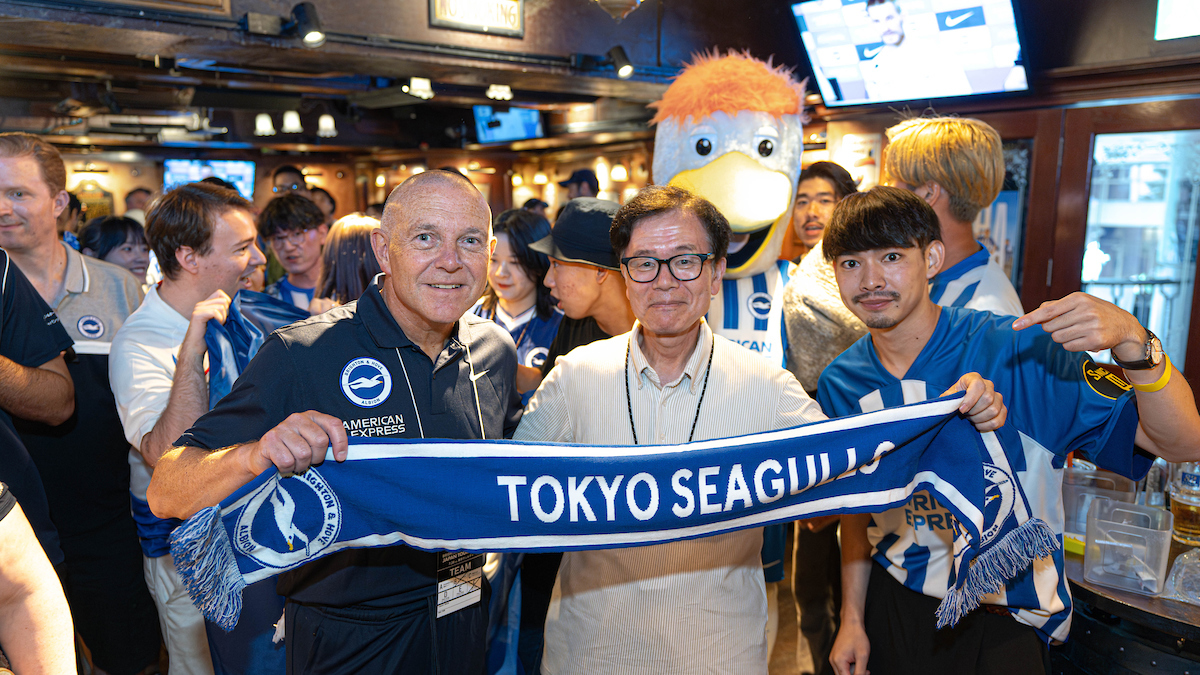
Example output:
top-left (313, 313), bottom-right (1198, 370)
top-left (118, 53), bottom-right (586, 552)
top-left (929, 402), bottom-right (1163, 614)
top-left (436, 551), bottom-right (484, 618)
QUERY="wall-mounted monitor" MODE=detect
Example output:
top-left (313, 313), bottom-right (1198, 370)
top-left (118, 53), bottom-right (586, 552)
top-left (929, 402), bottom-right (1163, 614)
top-left (473, 105), bottom-right (544, 145)
top-left (791, 0), bottom-right (1029, 107)
top-left (162, 159), bottom-right (257, 199)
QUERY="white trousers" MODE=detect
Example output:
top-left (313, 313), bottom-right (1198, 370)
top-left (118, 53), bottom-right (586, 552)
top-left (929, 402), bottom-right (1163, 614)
top-left (143, 553), bottom-right (215, 675)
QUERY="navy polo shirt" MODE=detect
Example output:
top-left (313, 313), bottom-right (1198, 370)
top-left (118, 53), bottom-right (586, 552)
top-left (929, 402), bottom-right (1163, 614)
top-left (178, 281), bottom-right (522, 607)
top-left (0, 249), bottom-right (74, 564)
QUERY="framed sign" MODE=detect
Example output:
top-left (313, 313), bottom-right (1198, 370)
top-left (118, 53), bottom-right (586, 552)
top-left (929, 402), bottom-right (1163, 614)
top-left (429, 0), bottom-right (524, 38)
top-left (99, 0), bottom-right (230, 16)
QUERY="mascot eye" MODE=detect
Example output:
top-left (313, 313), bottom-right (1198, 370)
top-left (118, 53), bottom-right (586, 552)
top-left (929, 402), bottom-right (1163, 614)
top-left (758, 139), bottom-right (774, 157)
top-left (695, 138), bottom-right (713, 156)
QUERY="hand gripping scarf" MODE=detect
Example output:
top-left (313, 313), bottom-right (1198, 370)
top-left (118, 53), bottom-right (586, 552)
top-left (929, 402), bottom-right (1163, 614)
top-left (171, 395), bottom-right (1057, 632)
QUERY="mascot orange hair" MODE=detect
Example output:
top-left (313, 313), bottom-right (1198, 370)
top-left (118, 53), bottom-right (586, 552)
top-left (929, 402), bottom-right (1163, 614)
top-left (651, 51), bottom-right (807, 278)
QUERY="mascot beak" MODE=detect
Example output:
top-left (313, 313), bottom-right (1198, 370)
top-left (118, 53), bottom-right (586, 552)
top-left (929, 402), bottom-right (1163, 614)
top-left (668, 152), bottom-right (793, 233)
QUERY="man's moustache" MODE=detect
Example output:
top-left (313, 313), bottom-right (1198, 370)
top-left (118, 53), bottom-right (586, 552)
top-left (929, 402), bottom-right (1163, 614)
top-left (853, 291), bottom-right (901, 303)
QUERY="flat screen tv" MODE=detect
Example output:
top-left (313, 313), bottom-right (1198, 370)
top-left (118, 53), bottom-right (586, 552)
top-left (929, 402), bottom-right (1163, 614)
top-left (473, 105), bottom-right (544, 144)
top-left (791, 0), bottom-right (1029, 107)
top-left (162, 159), bottom-right (257, 199)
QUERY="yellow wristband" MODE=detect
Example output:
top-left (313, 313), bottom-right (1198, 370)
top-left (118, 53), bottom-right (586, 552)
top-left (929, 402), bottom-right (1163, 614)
top-left (1131, 354), bottom-right (1172, 393)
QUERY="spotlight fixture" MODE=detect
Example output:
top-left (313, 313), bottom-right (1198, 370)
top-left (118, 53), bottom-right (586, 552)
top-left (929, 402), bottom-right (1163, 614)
top-left (254, 113), bottom-right (276, 136)
top-left (281, 111), bottom-right (304, 134)
top-left (486, 84), bottom-right (514, 101)
top-left (241, 3), bottom-right (324, 48)
top-left (401, 77), bottom-right (435, 100)
top-left (290, 2), bottom-right (325, 48)
top-left (607, 46), bottom-right (634, 79)
top-left (317, 114), bottom-right (338, 138)
top-left (375, 173), bottom-right (386, 188)
top-left (571, 46), bottom-right (635, 79)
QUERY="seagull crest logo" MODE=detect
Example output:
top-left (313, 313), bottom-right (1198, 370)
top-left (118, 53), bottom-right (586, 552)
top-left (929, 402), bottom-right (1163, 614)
top-left (340, 357), bottom-right (393, 407)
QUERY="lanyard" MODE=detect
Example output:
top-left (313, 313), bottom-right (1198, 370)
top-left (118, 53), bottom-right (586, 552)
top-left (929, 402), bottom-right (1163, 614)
top-left (624, 333), bottom-right (715, 445)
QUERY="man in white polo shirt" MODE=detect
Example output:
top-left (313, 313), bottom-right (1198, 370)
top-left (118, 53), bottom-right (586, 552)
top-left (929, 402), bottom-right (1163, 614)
top-left (111, 181), bottom-right (266, 675)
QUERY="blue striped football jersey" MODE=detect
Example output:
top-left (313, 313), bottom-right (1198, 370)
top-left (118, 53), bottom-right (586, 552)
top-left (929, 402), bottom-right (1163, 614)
top-left (817, 306), bottom-right (1146, 643)
top-left (929, 247), bottom-right (1023, 317)
top-left (707, 260), bottom-right (794, 368)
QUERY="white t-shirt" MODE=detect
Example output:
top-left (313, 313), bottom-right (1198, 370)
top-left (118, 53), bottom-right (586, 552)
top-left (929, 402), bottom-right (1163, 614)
top-left (110, 286), bottom-right (194, 501)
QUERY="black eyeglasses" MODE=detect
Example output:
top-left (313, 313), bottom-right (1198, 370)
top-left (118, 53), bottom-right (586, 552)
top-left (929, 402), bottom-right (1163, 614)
top-left (621, 253), bottom-right (714, 283)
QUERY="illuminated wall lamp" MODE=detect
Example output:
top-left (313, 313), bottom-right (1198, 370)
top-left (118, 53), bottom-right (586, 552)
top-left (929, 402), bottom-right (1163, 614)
top-left (611, 164), bottom-right (628, 182)
top-left (533, 172), bottom-right (548, 185)
top-left (486, 84), bottom-right (513, 101)
top-left (281, 111), bottom-right (304, 134)
top-left (401, 77), bottom-right (435, 100)
top-left (254, 113), bottom-right (276, 136)
top-left (511, 174), bottom-right (523, 186)
top-left (317, 114), bottom-right (338, 138)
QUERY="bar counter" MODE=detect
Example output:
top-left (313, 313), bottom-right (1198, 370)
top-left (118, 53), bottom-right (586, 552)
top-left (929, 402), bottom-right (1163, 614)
top-left (1056, 540), bottom-right (1200, 673)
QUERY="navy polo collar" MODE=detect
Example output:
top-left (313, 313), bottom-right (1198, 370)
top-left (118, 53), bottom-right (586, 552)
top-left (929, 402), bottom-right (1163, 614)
top-left (358, 280), bottom-right (465, 355)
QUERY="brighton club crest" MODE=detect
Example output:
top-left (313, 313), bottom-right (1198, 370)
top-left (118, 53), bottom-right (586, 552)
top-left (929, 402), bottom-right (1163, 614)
top-left (233, 471), bottom-right (342, 569)
top-left (340, 357), bottom-right (392, 408)
top-left (980, 462), bottom-right (1016, 546)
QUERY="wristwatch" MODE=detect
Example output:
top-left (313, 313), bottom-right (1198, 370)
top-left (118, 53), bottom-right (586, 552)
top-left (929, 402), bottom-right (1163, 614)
top-left (1111, 328), bottom-right (1164, 370)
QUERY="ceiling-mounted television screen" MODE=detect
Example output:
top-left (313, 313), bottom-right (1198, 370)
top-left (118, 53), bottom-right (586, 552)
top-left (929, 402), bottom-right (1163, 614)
top-left (163, 159), bottom-right (257, 200)
top-left (791, 0), bottom-right (1029, 107)
top-left (473, 105), bottom-right (544, 145)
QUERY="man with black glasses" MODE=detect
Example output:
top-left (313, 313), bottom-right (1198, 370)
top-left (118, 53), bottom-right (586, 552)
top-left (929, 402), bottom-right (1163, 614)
top-left (513, 184), bottom-right (828, 674)
top-left (259, 193), bottom-right (328, 311)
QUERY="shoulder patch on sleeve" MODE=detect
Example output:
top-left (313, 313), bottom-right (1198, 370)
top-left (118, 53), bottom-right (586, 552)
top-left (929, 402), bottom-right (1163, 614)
top-left (1081, 358), bottom-right (1132, 400)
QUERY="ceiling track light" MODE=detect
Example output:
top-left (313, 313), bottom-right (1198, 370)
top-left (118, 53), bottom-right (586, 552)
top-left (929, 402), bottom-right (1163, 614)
top-left (241, 2), bottom-right (324, 48)
top-left (290, 2), bottom-right (325, 48)
top-left (571, 46), bottom-right (635, 80)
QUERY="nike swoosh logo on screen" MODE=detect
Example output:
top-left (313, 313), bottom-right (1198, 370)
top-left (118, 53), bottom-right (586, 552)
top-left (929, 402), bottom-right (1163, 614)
top-left (945, 11), bottom-right (973, 27)
top-left (863, 46), bottom-right (884, 58)
top-left (470, 369), bottom-right (489, 382)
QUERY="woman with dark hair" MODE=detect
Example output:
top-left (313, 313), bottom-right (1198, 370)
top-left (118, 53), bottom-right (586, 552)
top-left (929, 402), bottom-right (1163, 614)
top-left (308, 213), bottom-right (383, 314)
top-left (476, 208), bottom-right (563, 402)
top-left (78, 215), bottom-right (150, 282)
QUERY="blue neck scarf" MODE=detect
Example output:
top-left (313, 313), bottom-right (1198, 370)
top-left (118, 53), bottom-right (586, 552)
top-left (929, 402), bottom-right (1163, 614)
top-left (172, 395), bottom-right (1056, 632)
top-left (205, 290), bottom-right (309, 409)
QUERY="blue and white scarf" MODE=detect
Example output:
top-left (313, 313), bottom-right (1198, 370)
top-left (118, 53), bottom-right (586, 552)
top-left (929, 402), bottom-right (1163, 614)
top-left (172, 395), bottom-right (1057, 632)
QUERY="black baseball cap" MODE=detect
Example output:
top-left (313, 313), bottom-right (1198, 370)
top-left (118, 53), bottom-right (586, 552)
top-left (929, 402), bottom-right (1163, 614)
top-left (558, 169), bottom-right (600, 193)
top-left (529, 198), bottom-right (620, 270)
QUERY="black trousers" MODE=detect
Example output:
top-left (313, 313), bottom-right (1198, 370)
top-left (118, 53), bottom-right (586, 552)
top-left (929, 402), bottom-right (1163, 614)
top-left (59, 518), bottom-right (161, 675)
top-left (285, 582), bottom-right (490, 675)
top-left (793, 524), bottom-right (841, 675)
top-left (864, 562), bottom-right (1050, 675)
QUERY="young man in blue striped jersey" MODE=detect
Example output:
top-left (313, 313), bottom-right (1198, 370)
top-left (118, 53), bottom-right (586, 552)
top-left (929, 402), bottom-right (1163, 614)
top-left (822, 186), bottom-right (1200, 675)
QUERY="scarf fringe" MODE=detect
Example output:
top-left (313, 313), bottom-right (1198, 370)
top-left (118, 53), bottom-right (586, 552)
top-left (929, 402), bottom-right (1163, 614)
top-left (935, 517), bottom-right (1059, 628)
top-left (170, 505), bottom-right (246, 631)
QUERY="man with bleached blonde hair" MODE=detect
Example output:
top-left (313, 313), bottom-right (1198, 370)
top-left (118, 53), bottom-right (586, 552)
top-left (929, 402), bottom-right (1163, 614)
top-left (883, 116), bottom-right (1022, 316)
